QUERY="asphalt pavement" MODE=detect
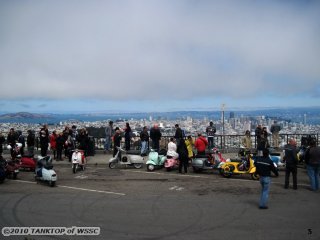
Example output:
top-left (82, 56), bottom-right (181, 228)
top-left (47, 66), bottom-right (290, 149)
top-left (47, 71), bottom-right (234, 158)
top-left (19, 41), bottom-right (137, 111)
top-left (1, 151), bottom-right (319, 240)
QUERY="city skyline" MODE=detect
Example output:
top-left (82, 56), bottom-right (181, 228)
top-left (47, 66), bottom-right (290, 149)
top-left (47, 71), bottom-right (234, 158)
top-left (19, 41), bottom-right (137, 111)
top-left (1, 0), bottom-right (319, 113)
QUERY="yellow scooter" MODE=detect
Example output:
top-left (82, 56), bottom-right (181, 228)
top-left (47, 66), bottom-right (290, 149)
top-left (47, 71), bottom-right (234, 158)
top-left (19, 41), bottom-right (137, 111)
top-left (220, 154), bottom-right (259, 180)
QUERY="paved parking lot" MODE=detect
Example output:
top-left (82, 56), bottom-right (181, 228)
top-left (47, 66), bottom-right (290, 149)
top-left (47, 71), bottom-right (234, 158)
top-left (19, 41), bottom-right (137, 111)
top-left (1, 153), bottom-right (319, 240)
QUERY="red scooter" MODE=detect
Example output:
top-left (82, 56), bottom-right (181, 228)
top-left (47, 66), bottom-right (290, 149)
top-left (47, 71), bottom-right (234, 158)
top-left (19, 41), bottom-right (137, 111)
top-left (3, 158), bottom-right (20, 179)
top-left (8, 143), bottom-right (36, 171)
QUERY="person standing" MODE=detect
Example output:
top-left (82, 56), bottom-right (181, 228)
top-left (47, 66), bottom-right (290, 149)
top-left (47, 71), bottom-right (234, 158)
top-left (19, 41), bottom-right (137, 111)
top-left (7, 128), bottom-right (18, 159)
top-left (242, 130), bottom-right (252, 150)
top-left (304, 139), bottom-right (320, 191)
top-left (124, 122), bottom-right (132, 151)
top-left (255, 124), bottom-right (263, 155)
top-left (284, 138), bottom-right (298, 189)
top-left (39, 125), bottom-right (49, 157)
top-left (194, 133), bottom-right (208, 156)
top-left (113, 128), bottom-right (122, 157)
top-left (255, 148), bottom-right (279, 209)
top-left (206, 121), bottom-right (216, 149)
top-left (77, 128), bottom-right (89, 157)
top-left (49, 130), bottom-right (57, 159)
top-left (0, 132), bottom-right (5, 156)
top-left (26, 130), bottom-right (35, 156)
top-left (270, 120), bottom-right (281, 148)
top-left (185, 135), bottom-right (195, 162)
top-left (177, 139), bottom-right (189, 174)
top-left (174, 124), bottom-right (184, 146)
top-left (140, 126), bottom-right (149, 156)
top-left (55, 132), bottom-right (64, 161)
top-left (104, 121), bottom-right (114, 153)
top-left (17, 131), bottom-right (25, 156)
top-left (150, 124), bottom-right (162, 152)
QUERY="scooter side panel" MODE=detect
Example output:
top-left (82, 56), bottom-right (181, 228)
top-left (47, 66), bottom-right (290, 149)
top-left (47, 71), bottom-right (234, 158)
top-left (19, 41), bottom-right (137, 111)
top-left (191, 158), bottom-right (206, 168)
top-left (129, 155), bottom-right (145, 164)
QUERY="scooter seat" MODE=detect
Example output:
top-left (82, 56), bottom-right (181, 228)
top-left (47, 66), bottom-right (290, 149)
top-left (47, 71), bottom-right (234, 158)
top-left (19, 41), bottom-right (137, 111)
top-left (22, 154), bottom-right (34, 158)
top-left (44, 164), bottom-right (53, 170)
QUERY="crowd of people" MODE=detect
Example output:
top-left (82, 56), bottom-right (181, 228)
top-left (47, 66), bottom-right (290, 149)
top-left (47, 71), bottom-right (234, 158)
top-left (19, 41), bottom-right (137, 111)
top-left (0, 120), bottom-right (319, 205)
top-left (0, 125), bottom-right (91, 162)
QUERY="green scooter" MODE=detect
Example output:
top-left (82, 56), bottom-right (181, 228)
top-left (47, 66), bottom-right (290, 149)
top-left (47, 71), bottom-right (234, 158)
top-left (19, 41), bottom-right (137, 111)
top-left (146, 149), bottom-right (167, 171)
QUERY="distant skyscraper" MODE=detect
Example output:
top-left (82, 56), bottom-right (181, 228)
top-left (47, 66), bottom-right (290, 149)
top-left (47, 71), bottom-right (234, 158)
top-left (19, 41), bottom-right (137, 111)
top-left (304, 114), bottom-right (307, 125)
top-left (230, 112), bottom-right (235, 119)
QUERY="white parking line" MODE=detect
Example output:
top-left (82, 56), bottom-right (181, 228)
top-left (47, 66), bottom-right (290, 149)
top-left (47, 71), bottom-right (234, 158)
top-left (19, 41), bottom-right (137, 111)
top-left (13, 180), bottom-right (125, 196)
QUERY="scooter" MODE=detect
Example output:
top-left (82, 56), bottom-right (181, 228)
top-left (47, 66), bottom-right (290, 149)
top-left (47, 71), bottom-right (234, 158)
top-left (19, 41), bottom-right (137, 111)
top-left (109, 147), bottom-right (144, 169)
top-left (35, 156), bottom-right (57, 187)
top-left (164, 156), bottom-right (180, 171)
top-left (72, 149), bottom-right (86, 173)
top-left (2, 150), bottom-right (20, 179)
top-left (192, 148), bottom-right (227, 173)
top-left (220, 154), bottom-right (259, 180)
top-left (146, 149), bottom-right (167, 172)
top-left (7, 143), bottom-right (36, 171)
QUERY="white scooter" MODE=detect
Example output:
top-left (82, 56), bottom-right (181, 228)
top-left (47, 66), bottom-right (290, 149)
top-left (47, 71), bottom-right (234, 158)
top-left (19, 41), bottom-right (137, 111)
top-left (72, 149), bottom-right (86, 174)
top-left (35, 156), bottom-right (57, 187)
top-left (109, 147), bottom-right (145, 169)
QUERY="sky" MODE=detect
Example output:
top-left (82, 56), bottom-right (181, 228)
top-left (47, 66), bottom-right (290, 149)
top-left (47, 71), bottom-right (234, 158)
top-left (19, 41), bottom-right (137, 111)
top-left (0, 0), bottom-right (319, 113)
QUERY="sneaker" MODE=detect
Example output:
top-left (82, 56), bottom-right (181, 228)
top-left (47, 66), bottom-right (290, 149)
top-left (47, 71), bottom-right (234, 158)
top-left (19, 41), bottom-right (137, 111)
top-left (259, 206), bottom-right (268, 209)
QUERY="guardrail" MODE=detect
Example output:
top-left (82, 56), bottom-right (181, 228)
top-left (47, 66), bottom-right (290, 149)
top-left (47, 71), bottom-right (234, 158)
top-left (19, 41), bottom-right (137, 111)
top-left (91, 133), bottom-right (319, 152)
top-left (5, 133), bottom-right (318, 154)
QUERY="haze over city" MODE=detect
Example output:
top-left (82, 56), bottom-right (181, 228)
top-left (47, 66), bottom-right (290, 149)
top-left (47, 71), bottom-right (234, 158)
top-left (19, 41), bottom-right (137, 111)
top-left (1, 0), bottom-right (319, 113)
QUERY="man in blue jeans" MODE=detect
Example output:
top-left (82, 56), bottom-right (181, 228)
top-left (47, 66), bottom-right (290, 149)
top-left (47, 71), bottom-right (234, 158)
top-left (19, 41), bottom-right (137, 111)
top-left (255, 149), bottom-right (279, 209)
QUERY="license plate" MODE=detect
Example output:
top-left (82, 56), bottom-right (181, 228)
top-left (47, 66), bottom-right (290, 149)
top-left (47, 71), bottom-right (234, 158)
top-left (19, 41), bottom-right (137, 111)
top-left (14, 169), bottom-right (19, 173)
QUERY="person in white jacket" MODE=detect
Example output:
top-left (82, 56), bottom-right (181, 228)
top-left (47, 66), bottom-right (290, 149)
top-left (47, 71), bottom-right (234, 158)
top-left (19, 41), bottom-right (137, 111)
top-left (167, 138), bottom-right (179, 159)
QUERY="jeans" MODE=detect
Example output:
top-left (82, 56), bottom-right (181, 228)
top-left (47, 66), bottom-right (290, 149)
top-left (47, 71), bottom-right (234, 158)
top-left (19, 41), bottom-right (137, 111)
top-left (141, 141), bottom-right (148, 155)
top-left (306, 164), bottom-right (320, 191)
top-left (259, 176), bottom-right (271, 208)
top-left (208, 137), bottom-right (214, 149)
top-left (104, 137), bottom-right (111, 151)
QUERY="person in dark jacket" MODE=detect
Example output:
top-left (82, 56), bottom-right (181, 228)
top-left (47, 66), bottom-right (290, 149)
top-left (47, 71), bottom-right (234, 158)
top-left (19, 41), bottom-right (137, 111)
top-left (55, 132), bottom-right (65, 161)
top-left (174, 124), bottom-right (184, 146)
top-left (113, 128), bottom-right (122, 157)
top-left (140, 126), bottom-right (149, 156)
top-left (177, 139), bottom-right (189, 174)
top-left (150, 124), bottom-right (162, 152)
top-left (0, 132), bottom-right (6, 156)
top-left (284, 138), bottom-right (298, 189)
top-left (77, 128), bottom-right (89, 157)
top-left (304, 139), bottom-right (320, 191)
top-left (255, 148), bottom-right (279, 209)
top-left (124, 122), bottom-right (132, 151)
top-left (39, 125), bottom-right (49, 157)
top-left (7, 128), bottom-right (18, 159)
top-left (27, 130), bottom-right (35, 156)
top-left (17, 130), bottom-right (25, 156)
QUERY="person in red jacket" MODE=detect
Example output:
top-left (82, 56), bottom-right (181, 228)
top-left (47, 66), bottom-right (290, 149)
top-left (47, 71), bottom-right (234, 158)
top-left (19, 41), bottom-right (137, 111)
top-left (49, 130), bottom-right (57, 159)
top-left (194, 133), bottom-right (208, 156)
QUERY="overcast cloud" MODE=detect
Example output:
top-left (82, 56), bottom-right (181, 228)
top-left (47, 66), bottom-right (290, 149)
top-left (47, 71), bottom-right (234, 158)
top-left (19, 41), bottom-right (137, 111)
top-left (0, 0), bottom-right (319, 112)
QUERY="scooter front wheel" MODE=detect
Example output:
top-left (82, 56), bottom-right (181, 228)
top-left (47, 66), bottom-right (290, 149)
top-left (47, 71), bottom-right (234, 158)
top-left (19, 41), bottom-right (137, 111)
top-left (49, 181), bottom-right (56, 187)
top-left (251, 172), bottom-right (260, 180)
top-left (147, 164), bottom-right (155, 171)
top-left (133, 163), bottom-right (143, 169)
top-left (221, 165), bottom-right (233, 178)
top-left (109, 162), bottom-right (116, 169)
top-left (72, 164), bottom-right (77, 174)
